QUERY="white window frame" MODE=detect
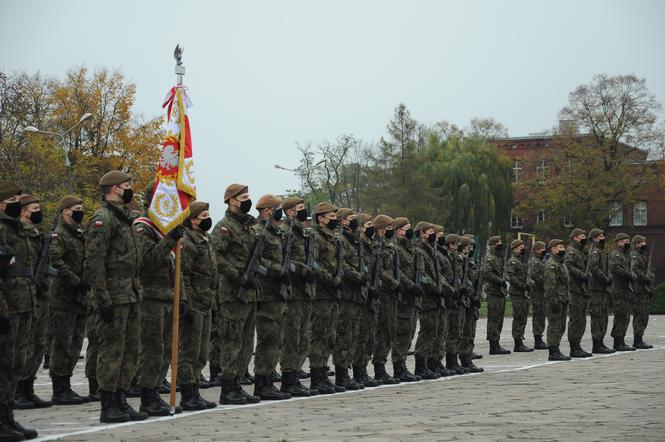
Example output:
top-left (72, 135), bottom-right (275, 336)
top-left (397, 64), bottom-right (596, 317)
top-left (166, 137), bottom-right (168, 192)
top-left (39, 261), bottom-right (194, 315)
top-left (609, 201), bottom-right (623, 227)
top-left (633, 200), bottom-right (647, 226)
top-left (563, 215), bottom-right (573, 228)
top-left (536, 160), bottom-right (549, 181)
top-left (537, 210), bottom-right (546, 224)
top-left (512, 160), bottom-right (522, 183)
top-left (511, 211), bottom-right (524, 229)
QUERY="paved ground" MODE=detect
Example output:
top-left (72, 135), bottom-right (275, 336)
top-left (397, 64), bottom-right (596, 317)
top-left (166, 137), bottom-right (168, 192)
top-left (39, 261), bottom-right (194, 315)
top-left (24, 315), bottom-right (665, 441)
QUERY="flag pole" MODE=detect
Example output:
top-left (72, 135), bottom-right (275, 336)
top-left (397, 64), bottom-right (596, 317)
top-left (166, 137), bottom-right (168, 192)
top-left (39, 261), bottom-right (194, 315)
top-left (169, 44), bottom-right (185, 415)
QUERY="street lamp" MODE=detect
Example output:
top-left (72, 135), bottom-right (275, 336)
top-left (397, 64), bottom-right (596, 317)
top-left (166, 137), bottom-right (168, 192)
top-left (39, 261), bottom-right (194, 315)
top-left (22, 113), bottom-right (93, 192)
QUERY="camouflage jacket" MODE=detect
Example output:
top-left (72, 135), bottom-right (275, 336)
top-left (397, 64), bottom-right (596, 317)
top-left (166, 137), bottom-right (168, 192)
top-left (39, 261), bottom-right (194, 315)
top-left (340, 229), bottom-right (366, 303)
top-left (434, 245), bottom-right (455, 303)
top-left (182, 227), bottom-right (217, 311)
top-left (527, 253), bottom-right (545, 297)
top-left (588, 245), bottom-right (611, 291)
top-left (211, 209), bottom-right (258, 304)
top-left (24, 221), bottom-right (48, 300)
top-left (418, 241), bottom-right (440, 311)
top-left (462, 254), bottom-right (480, 303)
top-left (609, 247), bottom-right (633, 297)
top-left (0, 211), bottom-right (37, 315)
top-left (280, 217), bottom-right (309, 301)
top-left (134, 216), bottom-right (180, 302)
top-left (377, 237), bottom-right (400, 300)
top-left (84, 200), bottom-right (142, 308)
top-left (313, 224), bottom-right (341, 301)
top-left (564, 241), bottom-right (588, 296)
top-left (253, 217), bottom-right (286, 302)
top-left (49, 220), bottom-right (86, 313)
top-left (630, 249), bottom-right (654, 295)
top-left (544, 254), bottom-right (568, 304)
top-left (506, 252), bottom-right (528, 297)
top-left (482, 249), bottom-right (505, 297)
top-left (393, 237), bottom-right (418, 307)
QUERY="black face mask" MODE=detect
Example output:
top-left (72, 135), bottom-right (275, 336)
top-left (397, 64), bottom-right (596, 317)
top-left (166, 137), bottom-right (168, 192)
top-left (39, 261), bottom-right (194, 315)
top-left (427, 233), bottom-right (436, 244)
top-left (272, 208), bottom-right (283, 221)
top-left (4, 201), bottom-right (21, 218)
top-left (385, 229), bottom-right (394, 239)
top-left (557, 250), bottom-right (566, 257)
top-left (239, 199), bottom-right (252, 214)
top-left (296, 208), bottom-right (308, 222)
top-left (519, 249), bottom-right (525, 257)
top-left (349, 219), bottom-right (358, 231)
top-left (540, 250), bottom-right (546, 258)
top-left (457, 244), bottom-right (464, 252)
top-left (326, 219), bottom-right (338, 230)
top-left (469, 247), bottom-right (475, 257)
top-left (199, 217), bottom-right (212, 232)
top-left (598, 239), bottom-right (606, 248)
top-left (623, 243), bottom-right (630, 252)
top-left (495, 244), bottom-right (504, 253)
top-left (71, 210), bottom-right (84, 224)
top-left (579, 238), bottom-right (587, 247)
top-left (405, 229), bottom-right (414, 240)
top-left (437, 237), bottom-right (445, 246)
top-left (639, 244), bottom-right (648, 254)
top-left (365, 226), bottom-right (375, 239)
top-left (29, 210), bottom-right (43, 224)
top-left (121, 188), bottom-right (134, 204)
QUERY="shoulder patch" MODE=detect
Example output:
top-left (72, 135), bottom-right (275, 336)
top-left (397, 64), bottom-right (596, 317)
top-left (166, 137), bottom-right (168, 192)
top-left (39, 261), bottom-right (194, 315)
top-left (135, 226), bottom-right (144, 234)
top-left (219, 226), bottom-right (229, 236)
top-left (551, 265), bottom-right (556, 269)
top-left (95, 220), bottom-right (104, 228)
top-left (50, 233), bottom-right (58, 238)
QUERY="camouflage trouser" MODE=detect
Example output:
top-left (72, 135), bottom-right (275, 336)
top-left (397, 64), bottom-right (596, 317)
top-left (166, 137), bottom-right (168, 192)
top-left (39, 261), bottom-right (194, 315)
top-left (589, 290), bottom-right (610, 340)
top-left (531, 291), bottom-right (547, 338)
top-left (178, 307), bottom-right (211, 386)
top-left (546, 301), bottom-right (568, 346)
top-left (414, 308), bottom-right (439, 360)
top-left (567, 292), bottom-right (589, 344)
top-left (254, 301), bottom-right (287, 376)
top-left (219, 301), bottom-right (256, 380)
top-left (372, 297), bottom-right (397, 365)
top-left (333, 300), bottom-right (362, 368)
top-left (208, 309), bottom-right (221, 372)
top-left (309, 300), bottom-right (339, 368)
top-left (486, 294), bottom-right (506, 342)
top-left (353, 301), bottom-right (378, 366)
top-left (49, 309), bottom-right (86, 378)
top-left (632, 292), bottom-right (650, 337)
top-left (611, 294), bottom-right (632, 339)
top-left (446, 307), bottom-right (463, 355)
top-left (25, 300), bottom-right (49, 380)
top-left (511, 295), bottom-right (530, 341)
top-left (280, 300), bottom-right (312, 372)
top-left (137, 299), bottom-right (173, 389)
top-left (85, 311), bottom-right (98, 379)
top-left (96, 303), bottom-right (139, 392)
top-left (432, 308), bottom-right (448, 361)
top-left (0, 313), bottom-right (31, 404)
top-left (459, 306), bottom-right (478, 356)
top-left (391, 303), bottom-right (417, 363)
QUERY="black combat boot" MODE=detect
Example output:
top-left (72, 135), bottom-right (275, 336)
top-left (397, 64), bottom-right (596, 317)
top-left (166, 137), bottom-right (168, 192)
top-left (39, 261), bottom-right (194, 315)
top-left (0, 403), bottom-right (26, 441)
top-left (357, 365), bottom-right (381, 387)
top-left (373, 363), bottom-right (399, 385)
top-left (87, 378), bottom-right (100, 402)
top-left (116, 390), bottom-right (148, 420)
top-left (427, 358), bottom-right (445, 377)
top-left (179, 384), bottom-right (205, 411)
top-left (5, 404), bottom-right (37, 440)
top-left (534, 335), bottom-right (548, 350)
top-left (51, 376), bottom-right (85, 405)
top-left (193, 385), bottom-right (217, 409)
top-left (254, 375), bottom-right (288, 400)
top-left (239, 371), bottom-right (254, 386)
top-left (470, 352), bottom-right (483, 359)
top-left (335, 365), bottom-right (363, 390)
top-left (414, 356), bottom-right (438, 379)
top-left (598, 340), bottom-right (615, 354)
top-left (446, 354), bottom-right (466, 375)
top-left (633, 335), bottom-right (653, 350)
top-left (235, 378), bottom-right (261, 403)
top-left (514, 338), bottom-right (534, 353)
top-left (219, 379), bottom-right (246, 405)
top-left (209, 366), bottom-right (222, 387)
top-left (569, 341), bottom-right (588, 358)
top-left (393, 361), bottom-right (418, 382)
top-left (310, 367), bottom-right (335, 395)
top-left (613, 336), bottom-right (635, 352)
top-left (489, 341), bottom-right (511, 355)
top-left (548, 346), bottom-right (570, 361)
top-left (21, 378), bottom-right (51, 409)
top-left (153, 389), bottom-right (182, 414)
top-left (280, 371), bottom-right (311, 397)
top-left (270, 370), bottom-right (282, 383)
top-left (159, 379), bottom-right (170, 394)
top-left (139, 387), bottom-right (170, 416)
top-left (99, 390), bottom-right (130, 423)
top-left (199, 374), bottom-right (211, 389)
top-left (324, 368), bottom-right (345, 393)
top-left (460, 354), bottom-right (484, 373)
top-left (351, 365), bottom-right (364, 386)
top-left (13, 382), bottom-right (33, 410)
top-left (125, 378), bottom-right (141, 398)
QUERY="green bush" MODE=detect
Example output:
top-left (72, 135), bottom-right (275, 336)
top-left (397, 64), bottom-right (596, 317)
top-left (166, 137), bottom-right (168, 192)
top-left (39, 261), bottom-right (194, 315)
top-left (650, 283), bottom-right (665, 314)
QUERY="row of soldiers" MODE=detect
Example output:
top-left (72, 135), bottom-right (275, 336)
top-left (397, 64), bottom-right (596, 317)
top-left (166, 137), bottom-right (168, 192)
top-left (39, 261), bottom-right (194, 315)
top-left (0, 172), bottom-right (656, 441)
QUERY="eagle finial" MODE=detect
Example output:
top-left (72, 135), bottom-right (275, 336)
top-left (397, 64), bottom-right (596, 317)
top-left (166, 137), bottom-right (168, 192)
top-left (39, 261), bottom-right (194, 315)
top-left (174, 45), bottom-right (184, 66)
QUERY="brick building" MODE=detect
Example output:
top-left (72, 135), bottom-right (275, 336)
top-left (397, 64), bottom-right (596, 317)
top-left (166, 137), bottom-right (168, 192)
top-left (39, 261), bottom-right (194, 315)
top-left (492, 134), bottom-right (665, 283)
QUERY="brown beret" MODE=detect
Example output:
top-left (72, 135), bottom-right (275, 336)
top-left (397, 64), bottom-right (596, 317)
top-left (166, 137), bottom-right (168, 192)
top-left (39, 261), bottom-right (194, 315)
top-left (315, 202), bottom-right (337, 215)
top-left (373, 214), bottom-right (394, 230)
top-left (57, 195), bottom-right (83, 211)
top-left (547, 239), bottom-right (564, 249)
top-left (336, 208), bottom-right (354, 221)
top-left (569, 228), bottom-right (586, 239)
top-left (533, 240), bottom-right (546, 250)
top-left (19, 194), bottom-right (39, 206)
top-left (445, 233), bottom-right (459, 245)
top-left (99, 170), bottom-right (132, 186)
top-left (282, 196), bottom-right (304, 211)
top-left (460, 236), bottom-right (471, 246)
top-left (433, 225), bottom-right (444, 234)
top-left (414, 221), bottom-right (432, 233)
top-left (392, 217), bottom-right (410, 230)
top-left (356, 212), bottom-right (372, 226)
top-left (0, 180), bottom-right (21, 202)
top-left (462, 233), bottom-right (474, 240)
top-left (588, 228), bottom-right (603, 240)
top-left (488, 236), bottom-right (502, 246)
top-left (614, 233), bottom-right (630, 242)
top-left (631, 235), bottom-right (646, 245)
top-left (511, 239), bottom-right (524, 249)
top-left (188, 201), bottom-right (209, 219)
top-left (224, 183), bottom-right (248, 203)
top-left (256, 194), bottom-right (282, 210)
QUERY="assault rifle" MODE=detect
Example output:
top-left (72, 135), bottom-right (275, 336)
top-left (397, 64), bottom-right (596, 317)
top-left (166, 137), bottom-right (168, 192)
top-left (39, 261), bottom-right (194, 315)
top-left (235, 218), bottom-right (271, 303)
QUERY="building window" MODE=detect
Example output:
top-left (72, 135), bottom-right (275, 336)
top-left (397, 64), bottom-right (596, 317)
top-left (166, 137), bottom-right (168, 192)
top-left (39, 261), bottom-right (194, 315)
top-left (609, 201), bottom-right (623, 226)
top-left (634, 201), bottom-right (647, 226)
top-left (564, 158), bottom-right (573, 173)
top-left (511, 211), bottom-right (523, 229)
top-left (563, 215), bottom-right (573, 228)
top-left (536, 160), bottom-right (549, 180)
top-left (537, 210), bottom-right (546, 224)
top-left (512, 160), bottom-right (522, 182)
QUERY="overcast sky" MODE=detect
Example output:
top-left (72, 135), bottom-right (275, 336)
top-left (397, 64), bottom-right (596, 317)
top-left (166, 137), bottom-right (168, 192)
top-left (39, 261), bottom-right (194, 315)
top-left (2, 0), bottom-right (665, 218)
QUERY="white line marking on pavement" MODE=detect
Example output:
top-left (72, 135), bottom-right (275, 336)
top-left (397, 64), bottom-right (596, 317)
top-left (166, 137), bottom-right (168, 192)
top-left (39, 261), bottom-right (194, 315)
top-left (34, 346), bottom-right (665, 442)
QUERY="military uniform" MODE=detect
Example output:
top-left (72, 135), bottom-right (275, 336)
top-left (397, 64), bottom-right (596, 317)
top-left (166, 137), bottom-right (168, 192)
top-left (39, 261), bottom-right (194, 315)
top-left (587, 229), bottom-right (613, 353)
top-left (482, 236), bottom-right (510, 354)
top-left (543, 239), bottom-right (570, 361)
top-left (527, 242), bottom-right (547, 349)
top-left (506, 239), bottom-right (533, 352)
top-left (564, 229), bottom-right (592, 357)
top-left (458, 235), bottom-right (483, 372)
top-left (630, 235), bottom-right (654, 349)
top-left (443, 234), bottom-right (468, 373)
top-left (609, 233), bottom-right (635, 351)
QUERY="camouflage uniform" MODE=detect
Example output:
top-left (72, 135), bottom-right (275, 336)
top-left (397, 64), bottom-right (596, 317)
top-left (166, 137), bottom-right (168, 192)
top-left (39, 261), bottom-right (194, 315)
top-left (459, 255), bottom-right (480, 358)
top-left (506, 251), bottom-right (529, 342)
top-left (483, 247), bottom-right (507, 346)
top-left (527, 252), bottom-right (546, 341)
top-left (609, 241), bottom-right (634, 349)
top-left (371, 237), bottom-right (400, 367)
top-left (413, 241), bottom-right (444, 365)
top-left (630, 243), bottom-right (654, 344)
top-left (544, 253), bottom-right (569, 347)
top-left (564, 241), bottom-right (589, 349)
top-left (391, 236), bottom-right (420, 366)
top-left (352, 234), bottom-right (378, 370)
top-left (444, 247), bottom-right (466, 369)
top-left (588, 244), bottom-right (611, 343)
top-left (432, 243), bottom-right (454, 368)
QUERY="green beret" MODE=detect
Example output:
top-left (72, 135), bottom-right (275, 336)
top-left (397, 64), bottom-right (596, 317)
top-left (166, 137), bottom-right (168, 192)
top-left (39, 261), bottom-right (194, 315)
top-left (99, 170), bottom-right (132, 186)
top-left (188, 201), bottom-right (209, 219)
top-left (282, 196), bottom-right (304, 211)
top-left (315, 202), bottom-right (337, 215)
top-left (414, 221), bottom-right (432, 233)
top-left (336, 208), bottom-right (354, 221)
top-left (569, 228), bottom-right (586, 239)
top-left (488, 236), bottom-right (502, 246)
top-left (614, 233), bottom-right (630, 242)
top-left (588, 228), bottom-right (604, 240)
top-left (19, 194), bottom-right (39, 206)
top-left (445, 233), bottom-right (459, 245)
top-left (0, 180), bottom-right (21, 202)
top-left (392, 217), bottom-right (410, 230)
top-left (533, 241), bottom-right (546, 250)
top-left (511, 239), bottom-right (524, 249)
top-left (224, 183), bottom-right (248, 203)
top-left (57, 195), bottom-right (83, 211)
top-left (547, 239), bottom-right (564, 249)
top-left (631, 235), bottom-right (646, 246)
top-left (373, 215), bottom-right (394, 230)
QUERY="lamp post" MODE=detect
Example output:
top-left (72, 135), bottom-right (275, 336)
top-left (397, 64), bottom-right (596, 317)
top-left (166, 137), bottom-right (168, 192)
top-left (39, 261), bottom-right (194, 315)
top-left (23, 112), bottom-right (93, 193)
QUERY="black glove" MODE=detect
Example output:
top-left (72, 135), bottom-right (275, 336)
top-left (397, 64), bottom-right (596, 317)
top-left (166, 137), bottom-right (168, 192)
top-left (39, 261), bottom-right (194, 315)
top-left (581, 274), bottom-right (590, 283)
top-left (280, 271), bottom-right (291, 286)
top-left (0, 316), bottom-right (9, 335)
top-left (99, 305), bottom-right (114, 323)
top-left (167, 225), bottom-right (185, 241)
top-left (550, 302), bottom-right (560, 315)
